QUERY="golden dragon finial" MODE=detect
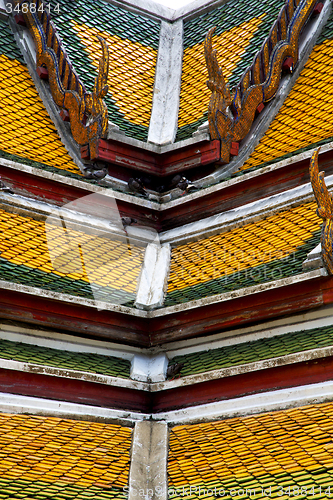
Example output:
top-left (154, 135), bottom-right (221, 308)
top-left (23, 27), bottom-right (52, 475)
top-left (16, 0), bottom-right (109, 160)
top-left (205, 0), bottom-right (320, 164)
top-left (309, 148), bottom-right (333, 274)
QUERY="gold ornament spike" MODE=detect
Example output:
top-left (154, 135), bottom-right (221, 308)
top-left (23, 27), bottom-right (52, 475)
top-left (204, 27), bottom-right (232, 161)
top-left (204, 0), bottom-right (318, 164)
top-left (15, 0), bottom-right (109, 160)
top-left (309, 148), bottom-right (333, 275)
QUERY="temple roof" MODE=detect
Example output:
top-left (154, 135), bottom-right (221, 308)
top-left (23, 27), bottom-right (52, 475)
top-left (0, 413), bottom-right (132, 499)
top-left (169, 401), bottom-right (333, 495)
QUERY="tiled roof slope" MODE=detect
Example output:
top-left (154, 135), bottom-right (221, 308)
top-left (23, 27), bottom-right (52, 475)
top-left (0, 338), bottom-right (131, 378)
top-left (176, 0), bottom-right (286, 141)
top-left (0, 413), bottom-right (132, 500)
top-left (168, 324), bottom-right (333, 378)
top-left (48, 0), bottom-right (160, 141)
top-left (0, 209), bottom-right (145, 307)
top-left (239, 13), bottom-right (333, 172)
top-left (168, 402), bottom-right (333, 498)
top-left (165, 202), bottom-right (321, 306)
top-left (0, 19), bottom-right (82, 177)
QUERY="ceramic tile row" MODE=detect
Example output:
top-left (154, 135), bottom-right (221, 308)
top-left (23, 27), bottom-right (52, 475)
top-left (168, 402), bottom-right (333, 498)
top-left (168, 324), bottom-right (333, 378)
top-left (0, 210), bottom-right (145, 306)
top-left (0, 20), bottom-right (82, 176)
top-left (0, 338), bottom-right (131, 378)
top-left (0, 413), bottom-right (132, 500)
top-left (176, 0), bottom-right (285, 141)
top-left (47, 0), bottom-right (160, 141)
top-left (241, 36), bottom-right (333, 172)
top-left (165, 202), bottom-right (321, 305)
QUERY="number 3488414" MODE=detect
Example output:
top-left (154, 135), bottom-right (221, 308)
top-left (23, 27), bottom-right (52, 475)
top-left (5, 3), bottom-right (60, 14)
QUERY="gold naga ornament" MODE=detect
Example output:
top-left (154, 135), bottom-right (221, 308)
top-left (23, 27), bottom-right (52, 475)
top-left (14, 0), bottom-right (109, 160)
top-left (309, 149), bottom-right (333, 275)
top-left (205, 0), bottom-right (320, 164)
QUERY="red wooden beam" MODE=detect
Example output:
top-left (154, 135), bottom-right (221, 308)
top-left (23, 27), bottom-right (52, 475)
top-left (87, 139), bottom-right (222, 177)
top-left (149, 276), bottom-right (328, 345)
top-left (1, 352), bottom-right (332, 414)
top-left (0, 288), bottom-right (150, 347)
top-left (152, 355), bottom-right (333, 412)
top-left (1, 275), bottom-right (332, 348)
top-left (0, 368), bottom-right (150, 412)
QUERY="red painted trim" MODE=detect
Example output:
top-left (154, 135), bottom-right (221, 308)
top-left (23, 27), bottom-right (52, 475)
top-left (0, 289), bottom-right (150, 347)
top-left (149, 276), bottom-right (327, 345)
top-left (95, 139), bottom-right (221, 177)
top-left (3, 148), bottom-right (333, 232)
top-left (0, 368), bottom-right (150, 412)
top-left (0, 353), bottom-right (332, 414)
top-left (151, 355), bottom-right (333, 412)
top-left (1, 276), bottom-right (332, 348)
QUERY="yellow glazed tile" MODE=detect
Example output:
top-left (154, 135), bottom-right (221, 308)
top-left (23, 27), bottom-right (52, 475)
top-left (167, 202), bottom-right (321, 292)
top-left (0, 55), bottom-right (81, 175)
top-left (178, 16), bottom-right (265, 128)
top-left (72, 22), bottom-right (157, 128)
top-left (241, 39), bottom-right (333, 171)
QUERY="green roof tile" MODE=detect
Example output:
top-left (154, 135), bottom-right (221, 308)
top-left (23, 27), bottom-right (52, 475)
top-left (0, 337), bottom-right (131, 378)
top-left (169, 322), bottom-right (333, 378)
top-left (164, 231), bottom-right (321, 307)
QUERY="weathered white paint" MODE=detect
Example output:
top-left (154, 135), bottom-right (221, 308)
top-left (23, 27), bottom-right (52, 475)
top-left (159, 140), bottom-right (333, 206)
top-left (0, 157), bottom-right (159, 209)
top-left (131, 353), bottom-right (168, 382)
top-left (165, 309), bottom-right (333, 358)
top-left (1, 379), bottom-right (333, 425)
top-left (0, 392), bottom-right (148, 422)
top-left (0, 322), bottom-right (142, 358)
top-left (151, 345), bottom-right (333, 391)
top-left (0, 280), bottom-right (147, 317)
top-left (135, 243), bottom-right (171, 310)
top-left (160, 175), bottom-right (332, 245)
top-left (154, 380), bottom-right (333, 424)
top-left (128, 421), bottom-right (168, 500)
top-left (0, 268), bottom-right (326, 318)
top-left (148, 20), bottom-right (183, 146)
top-left (0, 358), bottom-right (149, 390)
top-left (149, 268), bottom-right (327, 317)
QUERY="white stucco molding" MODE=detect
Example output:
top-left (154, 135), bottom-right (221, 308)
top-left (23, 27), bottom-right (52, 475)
top-left (302, 242), bottom-right (323, 271)
top-left (135, 242), bottom-right (171, 310)
top-left (128, 421), bottom-right (168, 500)
top-left (148, 20), bottom-right (183, 146)
top-left (131, 353), bottom-right (168, 382)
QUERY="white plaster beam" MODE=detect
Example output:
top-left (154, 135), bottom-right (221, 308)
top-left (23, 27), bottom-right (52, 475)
top-left (151, 345), bottom-right (333, 392)
top-left (160, 172), bottom-right (333, 245)
top-left (2, 379), bottom-right (333, 425)
top-left (0, 392), bottom-right (148, 423)
top-left (0, 323), bottom-right (139, 359)
top-left (135, 243), bottom-right (171, 310)
top-left (0, 157), bottom-right (159, 209)
top-left (149, 268), bottom-right (327, 318)
top-left (0, 358), bottom-right (149, 391)
top-left (0, 268), bottom-right (327, 318)
top-left (165, 309), bottom-right (333, 358)
top-left (148, 20), bottom-right (183, 146)
top-left (154, 380), bottom-right (333, 424)
top-left (128, 421), bottom-right (168, 500)
top-left (131, 353), bottom-right (168, 382)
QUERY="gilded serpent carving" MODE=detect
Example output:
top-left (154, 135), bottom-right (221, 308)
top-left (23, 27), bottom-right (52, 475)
top-left (205, 0), bottom-right (320, 163)
top-left (14, 0), bottom-right (109, 160)
top-left (310, 148), bottom-right (333, 274)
